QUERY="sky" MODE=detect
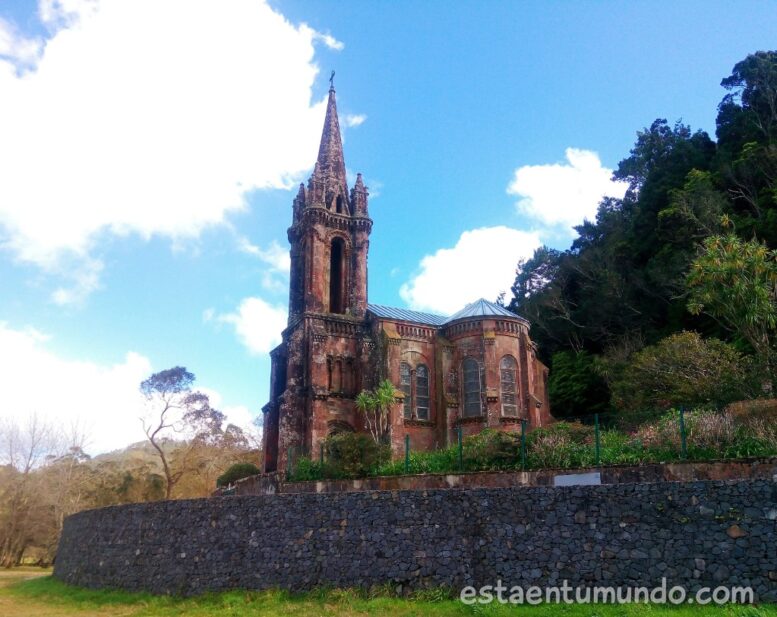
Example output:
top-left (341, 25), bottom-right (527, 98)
top-left (1, 0), bottom-right (775, 454)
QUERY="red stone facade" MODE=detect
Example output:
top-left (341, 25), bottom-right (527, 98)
top-left (262, 86), bottom-right (551, 473)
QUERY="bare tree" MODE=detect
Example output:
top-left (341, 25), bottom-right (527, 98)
top-left (140, 367), bottom-right (226, 499)
top-left (0, 414), bottom-right (57, 567)
top-left (43, 422), bottom-right (92, 560)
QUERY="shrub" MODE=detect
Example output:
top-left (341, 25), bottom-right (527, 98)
top-left (375, 446), bottom-right (458, 476)
top-left (324, 432), bottom-right (390, 478)
top-left (216, 462), bottom-right (260, 487)
top-left (634, 411), bottom-right (683, 458)
top-left (598, 430), bottom-right (647, 465)
top-left (610, 331), bottom-right (754, 414)
top-left (463, 429), bottom-right (521, 470)
top-left (289, 457), bottom-right (325, 482)
top-left (685, 409), bottom-right (736, 455)
top-left (526, 422), bottom-right (593, 469)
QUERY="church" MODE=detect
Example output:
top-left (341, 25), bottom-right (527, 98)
top-left (261, 83), bottom-right (551, 473)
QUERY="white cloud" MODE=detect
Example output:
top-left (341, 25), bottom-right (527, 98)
top-left (308, 29), bottom-right (344, 51)
top-left (0, 322), bottom-right (151, 454)
top-left (0, 322), bottom-right (259, 455)
top-left (344, 114), bottom-right (366, 127)
top-left (0, 0), bottom-right (342, 299)
top-left (399, 226), bottom-right (541, 314)
top-left (39, 0), bottom-right (100, 29)
top-left (507, 148), bottom-right (627, 230)
top-left (218, 297), bottom-right (287, 355)
top-left (238, 237), bottom-right (290, 293)
top-left (239, 238), bottom-right (290, 273)
top-left (51, 256), bottom-right (103, 306)
top-left (0, 17), bottom-right (42, 66)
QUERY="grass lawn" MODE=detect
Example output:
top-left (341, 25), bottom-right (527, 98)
top-left (1, 569), bottom-right (775, 617)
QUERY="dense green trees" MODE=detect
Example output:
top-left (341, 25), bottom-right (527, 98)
top-left (509, 50), bottom-right (777, 416)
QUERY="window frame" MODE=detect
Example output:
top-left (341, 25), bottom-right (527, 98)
top-left (462, 358), bottom-right (482, 417)
top-left (499, 355), bottom-right (518, 417)
top-left (415, 364), bottom-right (430, 420)
top-left (399, 362), bottom-right (412, 419)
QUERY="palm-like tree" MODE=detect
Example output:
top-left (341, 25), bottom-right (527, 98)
top-left (355, 379), bottom-right (396, 444)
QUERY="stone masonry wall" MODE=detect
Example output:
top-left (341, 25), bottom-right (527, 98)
top-left (54, 480), bottom-right (777, 600)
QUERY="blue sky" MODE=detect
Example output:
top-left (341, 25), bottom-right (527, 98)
top-left (0, 0), bottom-right (775, 453)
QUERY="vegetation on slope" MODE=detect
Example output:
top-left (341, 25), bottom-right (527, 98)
top-left (289, 409), bottom-right (777, 482)
top-left (508, 51), bottom-right (777, 419)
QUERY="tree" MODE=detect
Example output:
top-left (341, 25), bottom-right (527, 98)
top-left (140, 367), bottom-right (227, 499)
top-left (354, 379), bottom-right (396, 445)
top-left (0, 414), bottom-right (57, 567)
top-left (687, 234), bottom-right (777, 381)
top-left (719, 51), bottom-right (777, 143)
top-left (547, 351), bottom-right (610, 418)
top-left (716, 51), bottom-right (777, 241)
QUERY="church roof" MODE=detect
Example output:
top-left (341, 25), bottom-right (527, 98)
top-left (445, 298), bottom-right (527, 324)
top-left (367, 299), bottom-right (527, 328)
top-left (367, 304), bottom-right (448, 326)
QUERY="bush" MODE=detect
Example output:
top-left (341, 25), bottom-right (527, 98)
top-left (598, 430), bottom-right (647, 465)
top-left (526, 422), bottom-right (594, 469)
top-left (609, 331), bottom-right (755, 414)
top-left (216, 462), bottom-right (260, 487)
top-left (463, 429), bottom-right (521, 470)
top-left (375, 447), bottom-right (458, 476)
top-left (289, 457), bottom-right (325, 482)
top-left (324, 433), bottom-right (390, 478)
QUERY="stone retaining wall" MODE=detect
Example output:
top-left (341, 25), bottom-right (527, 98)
top-left (55, 479), bottom-right (777, 600)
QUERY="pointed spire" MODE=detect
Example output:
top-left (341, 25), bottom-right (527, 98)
top-left (315, 84), bottom-right (347, 186)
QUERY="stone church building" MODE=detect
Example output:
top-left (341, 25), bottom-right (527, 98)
top-left (261, 84), bottom-right (551, 473)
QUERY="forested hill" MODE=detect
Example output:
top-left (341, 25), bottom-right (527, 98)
top-left (508, 51), bottom-right (777, 418)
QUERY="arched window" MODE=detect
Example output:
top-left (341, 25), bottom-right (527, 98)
top-left (462, 358), bottom-right (482, 417)
top-left (416, 365), bottom-right (429, 420)
top-left (336, 195), bottom-right (344, 214)
top-left (400, 362), bottom-right (412, 419)
top-left (500, 356), bottom-right (518, 417)
top-left (329, 238), bottom-right (345, 314)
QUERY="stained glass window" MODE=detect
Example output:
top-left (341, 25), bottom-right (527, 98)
top-left (416, 365), bottom-right (429, 420)
top-left (400, 362), bottom-right (412, 419)
top-left (500, 355), bottom-right (518, 416)
top-left (462, 358), bottom-right (482, 417)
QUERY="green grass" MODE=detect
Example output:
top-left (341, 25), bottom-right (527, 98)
top-left (4, 574), bottom-right (777, 617)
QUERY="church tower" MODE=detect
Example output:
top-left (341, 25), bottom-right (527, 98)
top-left (287, 83), bottom-right (371, 320)
top-left (263, 81), bottom-right (373, 473)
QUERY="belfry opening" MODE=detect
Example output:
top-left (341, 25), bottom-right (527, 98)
top-left (329, 237), bottom-right (345, 314)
